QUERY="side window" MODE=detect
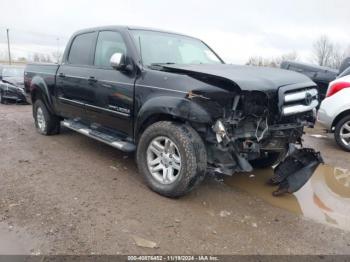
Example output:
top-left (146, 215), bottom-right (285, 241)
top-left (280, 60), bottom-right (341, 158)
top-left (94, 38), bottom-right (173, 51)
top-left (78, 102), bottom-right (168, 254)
top-left (68, 32), bottom-right (96, 65)
top-left (94, 31), bottom-right (127, 68)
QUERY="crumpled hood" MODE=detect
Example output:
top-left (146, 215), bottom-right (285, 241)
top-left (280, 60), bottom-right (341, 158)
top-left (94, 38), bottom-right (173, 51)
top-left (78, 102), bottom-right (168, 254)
top-left (162, 64), bottom-right (315, 92)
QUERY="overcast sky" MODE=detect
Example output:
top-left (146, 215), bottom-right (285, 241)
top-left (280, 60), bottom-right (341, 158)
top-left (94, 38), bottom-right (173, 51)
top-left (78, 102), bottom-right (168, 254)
top-left (0, 0), bottom-right (349, 63)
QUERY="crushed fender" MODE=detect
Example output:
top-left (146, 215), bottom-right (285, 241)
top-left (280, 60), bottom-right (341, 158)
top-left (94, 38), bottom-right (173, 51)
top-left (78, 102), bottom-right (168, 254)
top-left (270, 147), bottom-right (324, 196)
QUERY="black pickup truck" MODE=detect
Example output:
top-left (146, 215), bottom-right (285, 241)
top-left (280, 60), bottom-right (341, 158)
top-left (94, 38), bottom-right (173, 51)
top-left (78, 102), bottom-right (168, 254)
top-left (24, 26), bottom-right (322, 197)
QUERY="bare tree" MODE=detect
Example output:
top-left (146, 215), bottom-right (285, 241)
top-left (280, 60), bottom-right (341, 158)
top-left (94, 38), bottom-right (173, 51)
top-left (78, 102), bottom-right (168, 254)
top-left (311, 36), bottom-right (350, 69)
top-left (46, 54), bottom-right (52, 63)
top-left (312, 35), bottom-right (334, 67)
top-left (246, 52), bottom-right (298, 68)
top-left (0, 50), bottom-right (6, 61)
top-left (328, 44), bottom-right (347, 69)
top-left (33, 53), bottom-right (40, 62)
top-left (246, 56), bottom-right (266, 67)
top-left (51, 50), bottom-right (63, 64)
top-left (275, 51), bottom-right (298, 65)
top-left (345, 45), bottom-right (350, 56)
top-left (31, 53), bottom-right (53, 63)
top-left (16, 57), bottom-right (27, 62)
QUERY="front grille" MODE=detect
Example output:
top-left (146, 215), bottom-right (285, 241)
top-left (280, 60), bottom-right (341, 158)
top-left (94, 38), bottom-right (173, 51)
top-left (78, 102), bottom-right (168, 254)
top-left (279, 85), bottom-right (319, 116)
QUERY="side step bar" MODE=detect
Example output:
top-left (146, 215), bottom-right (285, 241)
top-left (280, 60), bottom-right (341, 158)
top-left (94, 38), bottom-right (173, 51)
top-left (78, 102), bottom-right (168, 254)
top-left (62, 120), bottom-right (136, 152)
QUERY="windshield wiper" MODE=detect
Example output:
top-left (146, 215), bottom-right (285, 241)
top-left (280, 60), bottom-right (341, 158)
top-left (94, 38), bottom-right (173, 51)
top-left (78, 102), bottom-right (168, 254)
top-left (150, 62), bottom-right (176, 66)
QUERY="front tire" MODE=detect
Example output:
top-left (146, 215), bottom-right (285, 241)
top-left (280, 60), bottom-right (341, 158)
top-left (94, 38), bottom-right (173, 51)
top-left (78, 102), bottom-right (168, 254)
top-left (33, 100), bottom-right (60, 135)
top-left (334, 115), bottom-right (350, 152)
top-left (136, 121), bottom-right (207, 198)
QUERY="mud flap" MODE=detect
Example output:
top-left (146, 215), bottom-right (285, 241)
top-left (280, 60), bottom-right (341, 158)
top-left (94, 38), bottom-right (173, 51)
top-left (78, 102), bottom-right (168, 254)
top-left (270, 147), bottom-right (324, 196)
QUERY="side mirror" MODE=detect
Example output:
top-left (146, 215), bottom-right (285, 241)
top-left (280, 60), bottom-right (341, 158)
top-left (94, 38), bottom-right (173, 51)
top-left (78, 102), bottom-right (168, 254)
top-left (110, 53), bottom-right (126, 70)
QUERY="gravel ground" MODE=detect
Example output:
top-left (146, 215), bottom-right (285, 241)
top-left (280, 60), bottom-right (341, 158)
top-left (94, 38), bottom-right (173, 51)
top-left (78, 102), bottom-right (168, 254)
top-left (0, 104), bottom-right (349, 255)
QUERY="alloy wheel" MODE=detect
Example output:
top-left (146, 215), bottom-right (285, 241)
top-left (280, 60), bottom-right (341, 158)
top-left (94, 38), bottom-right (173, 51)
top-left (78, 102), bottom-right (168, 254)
top-left (146, 136), bottom-right (182, 185)
top-left (340, 120), bottom-right (350, 146)
top-left (36, 107), bottom-right (46, 132)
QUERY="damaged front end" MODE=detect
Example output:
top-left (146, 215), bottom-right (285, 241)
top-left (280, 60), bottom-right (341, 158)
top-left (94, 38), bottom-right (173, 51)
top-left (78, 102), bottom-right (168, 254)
top-left (159, 64), bottom-right (324, 195)
top-left (203, 85), bottom-right (323, 196)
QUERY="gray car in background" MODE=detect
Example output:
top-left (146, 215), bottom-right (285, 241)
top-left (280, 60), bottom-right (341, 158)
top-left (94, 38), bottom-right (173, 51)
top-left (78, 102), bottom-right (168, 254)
top-left (0, 65), bottom-right (29, 104)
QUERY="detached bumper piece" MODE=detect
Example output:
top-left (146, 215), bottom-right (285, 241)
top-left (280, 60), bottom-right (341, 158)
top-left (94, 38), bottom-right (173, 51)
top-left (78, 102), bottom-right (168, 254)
top-left (270, 147), bottom-right (324, 196)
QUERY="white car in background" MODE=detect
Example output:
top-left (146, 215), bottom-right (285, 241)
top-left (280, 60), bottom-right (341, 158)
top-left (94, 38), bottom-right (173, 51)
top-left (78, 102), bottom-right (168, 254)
top-left (318, 73), bottom-right (350, 151)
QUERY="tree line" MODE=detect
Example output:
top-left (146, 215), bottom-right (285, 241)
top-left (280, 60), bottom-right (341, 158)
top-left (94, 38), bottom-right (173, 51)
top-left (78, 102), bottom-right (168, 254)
top-left (246, 35), bottom-right (350, 69)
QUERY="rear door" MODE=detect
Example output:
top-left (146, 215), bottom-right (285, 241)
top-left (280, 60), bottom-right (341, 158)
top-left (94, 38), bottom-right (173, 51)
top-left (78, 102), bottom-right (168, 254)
top-left (86, 30), bottom-right (135, 136)
top-left (56, 31), bottom-right (98, 119)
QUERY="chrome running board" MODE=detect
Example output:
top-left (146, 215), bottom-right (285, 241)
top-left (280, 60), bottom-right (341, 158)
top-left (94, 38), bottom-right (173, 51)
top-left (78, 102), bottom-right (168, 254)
top-left (62, 119), bottom-right (136, 152)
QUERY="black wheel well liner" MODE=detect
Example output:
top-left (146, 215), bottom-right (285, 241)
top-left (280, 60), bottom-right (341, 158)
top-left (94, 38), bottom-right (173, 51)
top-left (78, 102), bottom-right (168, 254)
top-left (31, 87), bottom-right (43, 103)
top-left (134, 96), bottom-right (213, 142)
top-left (30, 84), bottom-right (57, 116)
top-left (135, 113), bottom-right (185, 142)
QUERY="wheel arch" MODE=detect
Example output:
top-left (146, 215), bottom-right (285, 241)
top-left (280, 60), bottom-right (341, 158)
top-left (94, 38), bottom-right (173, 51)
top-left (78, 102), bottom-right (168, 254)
top-left (332, 109), bottom-right (350, 131)
top-left (30, 76), bottom-right (54, 115)
top-left (134, 96), bottom-right (212, 141)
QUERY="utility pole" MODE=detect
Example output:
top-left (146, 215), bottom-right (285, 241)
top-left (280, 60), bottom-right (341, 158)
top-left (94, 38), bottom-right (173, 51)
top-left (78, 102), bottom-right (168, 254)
top-left (6, 28), bottom-right (12, 65)
top-left (56, 37), bottom-right (60, 63)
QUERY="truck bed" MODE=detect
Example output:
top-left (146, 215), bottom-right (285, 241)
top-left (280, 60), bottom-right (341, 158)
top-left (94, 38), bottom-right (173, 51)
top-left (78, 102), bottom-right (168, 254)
top-left (24, 63), bottom-right (60, 101)
top-left (25, 63), bottom-right (60, 78)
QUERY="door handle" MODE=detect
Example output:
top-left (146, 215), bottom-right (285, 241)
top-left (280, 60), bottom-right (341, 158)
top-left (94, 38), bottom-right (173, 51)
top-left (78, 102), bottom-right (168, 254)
top-left (88, 76), bottom-right (98, 83)
top-left (58, 72), bottom-right (65, 78)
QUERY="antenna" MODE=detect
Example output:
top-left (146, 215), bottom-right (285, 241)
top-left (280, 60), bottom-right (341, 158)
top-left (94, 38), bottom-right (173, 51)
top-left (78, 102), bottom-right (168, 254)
top-left (138, 36), bottom-right (144, 70)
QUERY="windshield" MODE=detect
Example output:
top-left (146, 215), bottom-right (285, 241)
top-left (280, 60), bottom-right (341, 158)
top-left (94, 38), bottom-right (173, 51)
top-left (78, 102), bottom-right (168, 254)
top-left (131, 30), bottom-right (223, 66)
top-left (2, 67), bottom-right (24, 78)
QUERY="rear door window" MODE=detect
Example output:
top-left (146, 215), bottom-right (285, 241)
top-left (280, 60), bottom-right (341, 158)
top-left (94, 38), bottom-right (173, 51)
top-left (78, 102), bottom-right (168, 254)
top-left (68, 32), bottom-right (96, 65)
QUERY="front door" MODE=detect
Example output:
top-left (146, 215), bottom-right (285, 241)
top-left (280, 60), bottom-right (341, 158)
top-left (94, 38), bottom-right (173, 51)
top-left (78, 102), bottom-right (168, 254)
top-left (86, 30), bottom-right (135, 136)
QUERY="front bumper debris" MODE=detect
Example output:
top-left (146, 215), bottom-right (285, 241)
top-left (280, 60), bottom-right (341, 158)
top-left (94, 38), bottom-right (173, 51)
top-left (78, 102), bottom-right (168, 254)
top-left (270, 146), bottom-right (324, 196)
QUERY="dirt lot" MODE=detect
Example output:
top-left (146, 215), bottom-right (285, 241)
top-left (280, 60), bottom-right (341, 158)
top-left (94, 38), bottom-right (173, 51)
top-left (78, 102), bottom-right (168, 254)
top-left (0, 104), bottom-right (350, 255)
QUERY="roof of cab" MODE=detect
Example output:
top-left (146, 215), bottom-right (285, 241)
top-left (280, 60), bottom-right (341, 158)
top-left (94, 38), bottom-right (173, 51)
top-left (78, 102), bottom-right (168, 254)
top-left (73, 25), bottom-right (196, 39)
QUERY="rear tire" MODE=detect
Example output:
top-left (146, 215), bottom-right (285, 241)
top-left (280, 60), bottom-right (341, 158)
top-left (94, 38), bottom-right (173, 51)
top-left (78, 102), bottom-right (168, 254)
top-left (33, 100), bottom-right (60, 135)
top-left (250, 151), bottom-right (287, 168)
top-left (334, 115), bottom-right (350, 152)
top-left (136, 121), bottom-right (207, 198)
